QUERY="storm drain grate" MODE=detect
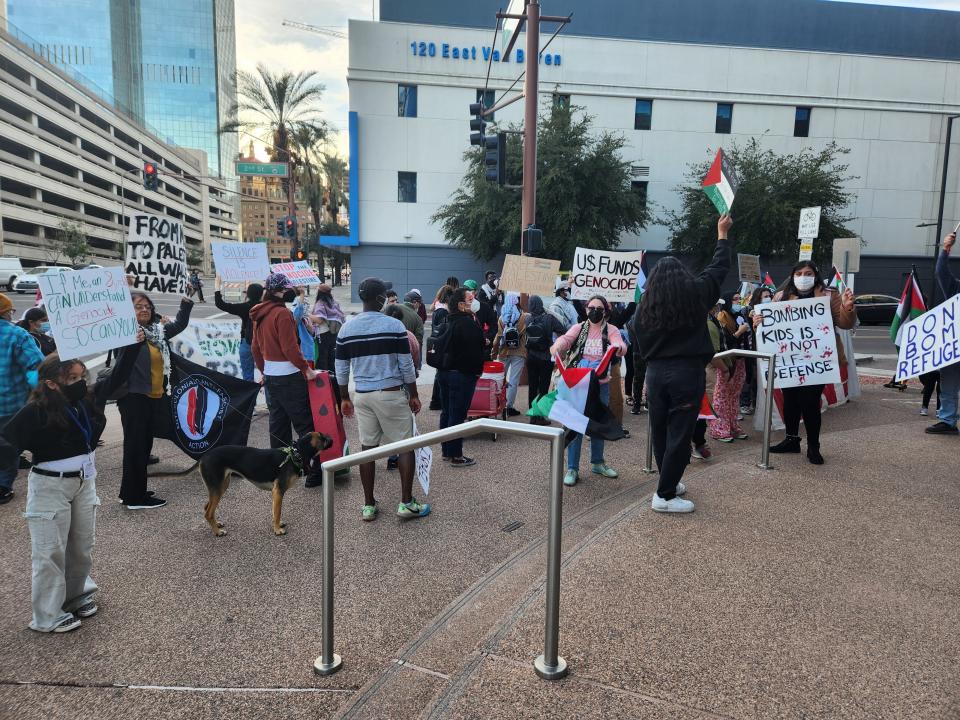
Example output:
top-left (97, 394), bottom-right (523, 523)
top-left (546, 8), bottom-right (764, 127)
top-left (501, 521), bottom-right (524, 533)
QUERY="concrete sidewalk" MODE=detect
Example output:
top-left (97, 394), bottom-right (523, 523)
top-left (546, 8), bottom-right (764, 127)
top-left (0, 382), bottom-right (956, 719)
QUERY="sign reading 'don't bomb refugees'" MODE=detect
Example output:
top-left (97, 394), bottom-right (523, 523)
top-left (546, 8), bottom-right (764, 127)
top-left (894, 294), bottom-right (960, 381)
top-left (125, 213), bottom-right (187, 294)
top-left (755, 296), bottom-right (841, 388)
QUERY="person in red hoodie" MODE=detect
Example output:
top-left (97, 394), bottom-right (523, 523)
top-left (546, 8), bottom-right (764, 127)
top-left (251, 273), bottom-right (322, 486)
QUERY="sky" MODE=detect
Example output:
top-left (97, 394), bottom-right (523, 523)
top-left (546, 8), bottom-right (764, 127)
top-left (232, 0), bottom-right (960, 161)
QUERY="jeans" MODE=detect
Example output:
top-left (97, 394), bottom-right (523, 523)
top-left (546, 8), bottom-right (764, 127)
top-left (938, 362), bottom-right (960, 427)
top-left (646, 359), bottom-right (706, 501)
top-left (567, 383), bottom-right (610, 470)
top-left (23, 471), bottom-right (99, 631)
top-left (501, 355), bottom-right (524, 409)
top-left (238, 340), bottom-right (255, 382)
top-left (439, 370), bottom-right (478, 459)
top-left (782, 384), bottom-right (825, 447)
top-left (0, 413), bottom-right (17, 490)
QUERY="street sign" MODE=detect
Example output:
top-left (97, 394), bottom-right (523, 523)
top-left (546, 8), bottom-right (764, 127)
top-left (832, 237), bottom-right (861, 274)
top-left (235, 161), bottom-right (288, 177)
top-left (737, 253), bottom-right (762, 284)
top-left (798, 206), bottom-right (821, 239)
top-left (798, 240), bottom-right (814, 262)
top-left (254, 237), bottom-right (270, 243)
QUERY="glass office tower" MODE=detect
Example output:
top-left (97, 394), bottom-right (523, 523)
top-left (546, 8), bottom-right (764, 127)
top-left (5, 0), bottom-right (237, 178)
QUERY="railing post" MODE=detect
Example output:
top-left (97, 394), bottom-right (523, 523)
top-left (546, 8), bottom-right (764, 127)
top-left (535, 431), bottom-right (568, 680)
top-left (758, 355), bottom-right (777, 470)
top-left (642, 413), bottom-right (655, 473)
top-left (314, 463), bottom-right (342, 676)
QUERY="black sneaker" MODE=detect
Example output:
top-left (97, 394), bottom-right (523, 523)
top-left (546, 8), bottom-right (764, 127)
top-left (75, 602), bottom-right (98, 618)
top-left (0, 487), bottom-right (13, 505)
top-left (807, 447), bottom-right (824, 465)
top-left (304, 475), bottom-right (323, 488)
top-left (126, 496), bottom-right (167, 510)
top-left (769, 436), bottom-right (802, 453)
top-left (506, 407), bottom-right (522, 417)
top-left (147, 455), bottom-right (160, 466)
top-left (925, 421), bottom-right (959, 435)
top-left (450, 456), bottom-right (476, 467)
top-left (630, 404), bottom-right (643, 415)
top-left (386, 456), bottom-right (399, 470)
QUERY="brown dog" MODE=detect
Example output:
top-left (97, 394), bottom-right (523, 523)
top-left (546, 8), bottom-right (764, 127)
top-left (198, 432), bottom-right (332, 536)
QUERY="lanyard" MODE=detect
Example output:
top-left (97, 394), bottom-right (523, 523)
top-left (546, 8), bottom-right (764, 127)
top-left (66, 403), bottom-right (93, 453)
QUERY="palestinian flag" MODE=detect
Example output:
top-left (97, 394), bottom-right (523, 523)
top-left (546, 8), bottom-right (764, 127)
top-left (890, 272), bottom-right (926, 346)
top-left (527, 347), bottom-right (626, 445)
top-left (763, 271), bottom-right (776, 290)
top-left (633, 251), bottom-right (649, 303)
top-left (702, 148), bottom-right (739, 215)
top-left (698, 394), bottom-right (717, 421)
top-left (827, 267), bottom-right (846, 293)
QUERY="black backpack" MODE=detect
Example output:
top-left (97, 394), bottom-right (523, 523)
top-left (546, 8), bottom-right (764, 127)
top-left (426, 319), bottom-right (453, 370)
top-left (501, 319), bottom-right (521, 349)
top-left (525, 315), bottom-right (551, 351)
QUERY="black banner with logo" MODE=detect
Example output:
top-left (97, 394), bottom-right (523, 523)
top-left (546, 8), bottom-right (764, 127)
top-left (168, 354), bottom-right (259, 459)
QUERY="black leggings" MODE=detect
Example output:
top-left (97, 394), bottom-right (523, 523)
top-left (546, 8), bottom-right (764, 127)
top-left (527, 356), bottom-right (553, 407)
top-left (782, 384), bottom-right (824, 447)
top-left (632, 352), bottom-right (648, 404)
top-left (920, 371), bottom-right (941, 410)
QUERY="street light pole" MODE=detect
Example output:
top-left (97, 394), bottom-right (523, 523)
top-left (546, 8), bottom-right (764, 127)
top-left (932, 114), bottom-right (959, 305)
top-left (520, 0), bottom-right (541, 256)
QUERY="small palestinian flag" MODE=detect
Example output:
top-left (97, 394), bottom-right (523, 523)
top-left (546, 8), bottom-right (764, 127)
top-left (527, 347), bottom-right (626, 445)
top-left (633, 251), bottom-right (649, 303)
top-left (827, 267), bottom-right (846, 293)
top-left (702, 148), bottom-right (739, 215)
top-left (698, 393), bottom-right (717, 421)
top-left (890, 272), bottom-right (926, 346)
top-left (763, 271), bottom-right (776, 290)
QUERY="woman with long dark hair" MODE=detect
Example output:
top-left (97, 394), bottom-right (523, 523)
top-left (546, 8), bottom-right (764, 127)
top-left (438, 287), bottom-right (485, 467)
top-left (759, 260), bottom-right (856, 464)
top-left (631, 214), bottom-right (733, 513)
top-left (18, 307), bottom-right (56, 356)
top-left (213, 278), bottom-right (263, 382)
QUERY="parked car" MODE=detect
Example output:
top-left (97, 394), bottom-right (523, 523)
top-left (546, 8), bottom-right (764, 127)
top-left (854, 294), bottom-right (899, 325)
top-left (0, 257), bottom-right (24, 290)
top-left (13, 266), bottom-right (70, 294)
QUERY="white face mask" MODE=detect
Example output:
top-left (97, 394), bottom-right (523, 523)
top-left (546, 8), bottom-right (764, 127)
top-left (794, 275), bottom-right (816, 292)
top-left (761, 297), bottom-right (773, 304)
top-left (470, 298), bottom-right (481, 313)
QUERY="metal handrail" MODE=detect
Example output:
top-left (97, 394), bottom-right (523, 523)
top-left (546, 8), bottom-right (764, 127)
top-left (642, 349), bottom-right (778, 473)
top-left (313, 418), bottom-right (570, 681)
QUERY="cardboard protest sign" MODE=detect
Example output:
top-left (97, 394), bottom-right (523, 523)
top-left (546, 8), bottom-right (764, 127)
top-left (831, 237), bottom-right (861, 274)
top-left (168, 319), bottom-right (246, 379)
top-left (798, 206), bottom-right (821, 239)
top-left (270, 260), bottom-right (321, 287)
top-left (702, 148), bottom-right (739, 215)
top-left (894, 295), bottom-right (960, 381)
top-left (125, 213), bottom-right (187, 294)
top-left (211, 242), bottom-right (270, 283)
top-left (38, 266), bottom-right (139, 361)
top-left (499, 254), bottom-right (561, 296)
top-left (755, 296), bottom-right (841, 388)
top-left (737, 254), bottom-right (762, 284)
top-left (570, 248), bottom-right (645, 302)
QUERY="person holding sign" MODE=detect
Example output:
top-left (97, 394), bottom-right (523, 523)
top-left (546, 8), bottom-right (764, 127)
top-left (633, 214), bottom-right (733, 513)
top-left (213, 276), bottom-right (264, 383)
top-left (759, 261), bottom-right (856, 463)
top-left (927, 231), bottom-right (960, 435)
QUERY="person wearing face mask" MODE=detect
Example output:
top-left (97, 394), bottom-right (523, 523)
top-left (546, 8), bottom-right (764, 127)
top-left (0, 351), bottom-right (137, 632)
top-left (758, 261), bottom-right (856, 463)
top-left (549, 279), bottom-right (579, 331)
top-left (462, 280), bottom-right (497, 356)
top-left (491, 292), bottom-right (528, 417)
top-left (741, 287), bottom-right (773, 413)
top-left (708, 299), bottom-right (749, 443)
top-left (250, 273), bottom-right (322, 485)
top-left (551, 295), bottom-right (627, 486)
top-left (19, 307), bottom-right (57, 356)
top-left (213, 278), bottom-right (264, 383)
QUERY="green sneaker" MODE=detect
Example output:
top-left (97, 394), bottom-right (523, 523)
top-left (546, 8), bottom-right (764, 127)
top-left (361, 502), bottom-right (378, 522)
top-left (563, 469), bottom-right (578, 486)
top-left (591, 463), bottom-right (618, 478)
top-left (396, 498), bottom-right (432, 519)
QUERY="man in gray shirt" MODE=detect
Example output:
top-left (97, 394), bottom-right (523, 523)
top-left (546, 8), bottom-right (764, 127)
top-left (336, 278), bottom-right (430, 522)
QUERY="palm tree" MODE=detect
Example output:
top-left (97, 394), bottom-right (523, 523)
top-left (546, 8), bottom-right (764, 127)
top-left (320, 153), bottom-right (348, 226)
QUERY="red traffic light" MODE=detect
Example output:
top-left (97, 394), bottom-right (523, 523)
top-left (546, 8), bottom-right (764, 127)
top-left (145, 163), bottom-right (155, 174)
top-left (295, 250), bottom-right (305, 260)
top-left (285, 219), bottom-right (294, 228)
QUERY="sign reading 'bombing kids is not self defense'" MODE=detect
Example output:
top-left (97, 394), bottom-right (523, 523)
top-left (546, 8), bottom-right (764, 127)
top-left (755, 296), bottom-right (841, 389)
top-left (125, 213), bottom-right (187, 294)
top-left (569, 248), bottom-right (645, 303)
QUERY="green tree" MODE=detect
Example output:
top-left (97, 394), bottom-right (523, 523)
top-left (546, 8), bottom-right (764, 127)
top-left (187, 247), bottom-right (204, 269)
top-left (661, 139), bottom-right (858, 268)
top-left (50, 219), bottom-right (90, 266)
top-left (432, 102), bottom-right (650, 265)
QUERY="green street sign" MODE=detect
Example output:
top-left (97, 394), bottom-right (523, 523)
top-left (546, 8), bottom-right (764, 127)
top-left (254, 237), bottom-right (270, 243)
top-left (235, 161), bottom-right (288, 177)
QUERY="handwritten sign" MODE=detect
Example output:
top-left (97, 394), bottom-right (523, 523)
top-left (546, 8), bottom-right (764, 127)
top-left (168, 319), bottom-right (250, 379)
top-left (211, 242), bottom-right (270, 283)
top-left (569, 248), bottom-right (645, 302)
top-left (499, 254), bottom-right (561, 297)
top-left (38, 267), bottom-right (139, 361)
top-left (798, 206), bottom-right (821, 239)
top-left (755, 296), bottom-right (841, 388)
top-left (270, 260), bottom-right (320, 287)
top-left (737, 254), bottom-right (761, 284)
top-left (894, 295), bottom-right (960, 381)
top-left (125, 213), bottom-right (187, 294)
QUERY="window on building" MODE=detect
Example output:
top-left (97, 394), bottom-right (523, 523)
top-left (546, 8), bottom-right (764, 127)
top-left (398, 84), bottom-right (418, 118)
top-left (553, 94), bottom-right (570, 111)
top-left (715, 103), bottom-right (733, 134)
top-left (794, 106), bottom-right (812, 138)
top-left (477, 88), bottom-right (495, 121)
top-left (634, 99), bottom-right (652, 130)
top-left (398, 172), bottom-right (417, 203)
top-left (631, 180), bottom-right (649, 210)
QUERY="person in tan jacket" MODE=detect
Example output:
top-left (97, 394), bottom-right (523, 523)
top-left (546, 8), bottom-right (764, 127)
top-left (758, 261), bottom-right (856, 465)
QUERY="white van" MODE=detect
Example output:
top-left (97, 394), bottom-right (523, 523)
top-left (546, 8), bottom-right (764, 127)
top-left (0, 257), bottom-right (23, 290)
top-left (13, 266), bottom-right (69, 293)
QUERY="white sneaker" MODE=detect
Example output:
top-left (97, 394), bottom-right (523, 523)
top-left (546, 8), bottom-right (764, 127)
top-left (919, 408), bottom-right (928, 416)
top-left (676, 482), bottom-right (686, 496)
top-left (651, 493), bottom-right (694, 513)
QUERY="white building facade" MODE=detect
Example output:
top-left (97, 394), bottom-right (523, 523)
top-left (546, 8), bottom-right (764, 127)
top-left (347, 0), bottom-right (960, 296)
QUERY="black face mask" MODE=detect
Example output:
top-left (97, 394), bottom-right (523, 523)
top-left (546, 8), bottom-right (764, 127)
top-left (282, 289), bottom-right (297, 303)
top-left (587, 308), bottom-right (604, 324)
top-left (63, 379), bottom-right (87, 403)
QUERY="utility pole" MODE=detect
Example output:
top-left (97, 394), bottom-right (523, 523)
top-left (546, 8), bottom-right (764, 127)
top-left (933, 114), bottom-right (959, 306)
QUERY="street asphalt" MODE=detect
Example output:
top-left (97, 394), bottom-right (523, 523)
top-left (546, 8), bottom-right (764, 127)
top-left (0, 374), bottom-right (956, 719)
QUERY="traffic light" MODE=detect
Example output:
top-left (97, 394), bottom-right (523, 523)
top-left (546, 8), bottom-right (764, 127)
top-left (276, 218), bottom-right (285, 237)
top-left (522, 225), bottom-right (543, 255)
top-left (285, 216), bottom-right (298, 242)
top-left (291, 247), bottom-right (305, 261)
top-left (469, 102), bottom-right (485, 147)
top-left (484, 132), bottom-right (506, 185)
top-left (143, 161), bottom-right (158, 191)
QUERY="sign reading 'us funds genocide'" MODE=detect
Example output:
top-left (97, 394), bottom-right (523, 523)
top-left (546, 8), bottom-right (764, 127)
top-left (895, 294), bottom-right (960, 381)
top-left (755, 296), bottom-right (841, 389)
top-left (569, 248), bottom-right (645, 303)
